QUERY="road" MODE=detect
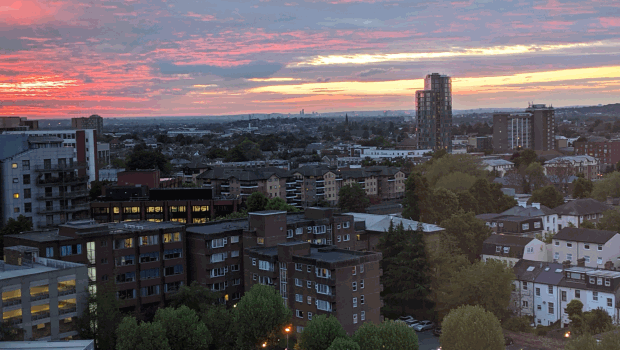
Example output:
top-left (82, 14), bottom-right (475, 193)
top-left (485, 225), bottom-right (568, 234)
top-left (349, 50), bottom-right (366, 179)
top-left (417, 330), bottom-right (441, 350)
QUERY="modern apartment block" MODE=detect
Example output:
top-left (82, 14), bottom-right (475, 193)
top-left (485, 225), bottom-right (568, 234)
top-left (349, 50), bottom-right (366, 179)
top-left (0, 135), bottom-right (89, 229)
top-left (245, 241), bottom-right (382, 335)
top-left (1, 245), bottom-right (88, 341)
top-left (416, 73), bottom-right (453, 152)
top-left (90, 186), bottom-right (242, 224)
top-left (3, 129), bottom-right (99, 182)
top-left (574, 140), bottom-right (620, 171)
top-left (493, 103), bottom-right (555, 152)
top-left (0, 117), bottom-right (39, 131)
top-left (71, 115), bottom-right (103, 135)
top-left (4, 220), bottom-right (187, 315)
top-left (197, 167), bottom-right (294, 201)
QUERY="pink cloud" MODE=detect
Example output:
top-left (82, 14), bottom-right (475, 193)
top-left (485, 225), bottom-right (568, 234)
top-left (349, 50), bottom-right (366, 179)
top-left (185, 11), bottom-right (216, 21)
top-left (542, 20), bottom-right (574, 30)
top-left (600, 17), bottom-right (620, 27)
top-left (534, 0), bottom-right (596, 15)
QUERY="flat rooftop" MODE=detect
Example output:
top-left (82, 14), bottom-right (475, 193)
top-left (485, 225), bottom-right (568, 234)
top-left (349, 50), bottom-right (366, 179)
top-left (249, 210), bottom-right (287, 216)
top-left (5, 230), bottom-right (73, 243)
top-left (0, 340), bottom-right (94, 349)
top-left (249, 242), bottom-right (379, 263)
top-left (108, 221), bottom-right (184, 232)
top-left (0, 258), bottom-right (85, 281)
top-left (186, 220), bottom-right (249, 236)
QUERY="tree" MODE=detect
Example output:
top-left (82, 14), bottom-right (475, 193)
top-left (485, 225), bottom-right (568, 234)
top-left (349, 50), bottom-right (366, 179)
top-left (226, 139), bottom-right (263, 162)
top-left (573, 177), bottom-right (594, 199)
top-left (207, 147), bottom-right (227, 159)
top-left (202, 305), bottom-right (236, 350)
top-left (566, 299), bottom-right (585, 333)
top-left (327, 338), bottom-right (360, 350)
top-left (338, 183), bottom-right (370, 213)
top-left (437, 259), bottom-right (514, 321)
top-left (591, 171), bottom-right (620, 201)
top-left (468, 178), bottom-right (495, 214)
top-left (434, 171), bottom-right (477, 192)
top-left (246, 192), bottom-right (269, 212)
top-left (529, 186), bottom-right (565, 208)
top-left (116, 316), bottom-right (171, 350)
top-left (111, 158), bottom-right (126, 168)
top-left (377, 222), bottom-right (431, 318)
top-left (298, 315), bottom-right (347, 350)
top-left (510, 149), bottom-right (538, 168)
top-left (77, 284), bottom-right (123, 350)
top-left (402, 173), bottom-right (430, 221)
top-left (596, 209), bottom-right (620, 231)
top-left (441, 211), bottom-right (491, 264)
top-left (440, 305), bottom-right (504, 350)
top-left (583, 308), bottom-right (612, 334)
top-left (565, 333), bottom-right (598, 350)
top-left (423, 187), bottom-right (459, 225)
top-left (0, 215), bottom-right (33, 251)
top-left (126, 149), bottom-right (171, 173)
top-left (598, 329), bottom-right (620, 349)
top-left (89, 180), bottom-right (112, 200)
top-left (423, 154), bottom-right (485, 187)
top-left (153, 306), bottom-right (211, 350)
top-left (265, 197), bottom-right (299, 212)
top-left (352, 321), bottom-right (418, 350)
top-left (456, 191), bottom-right (479, 214)
top-left (234, 284), bottom-right (291, 349)
top-left (169, 281), bottom-right (220, 314)
top-left (524, 162), bottom-right (549, 192)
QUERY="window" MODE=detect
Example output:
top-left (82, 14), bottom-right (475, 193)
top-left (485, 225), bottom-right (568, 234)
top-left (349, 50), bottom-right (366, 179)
top-left (115, 255), bottom-right (135, 266)
top-left (554, 252), bottom-right (560, 261)
top-left (101, 258), bottom-right (108, 264)
top-left (554, 241), bottom-right (559, 246)
top-left (605, 278), bottom-right (611, 286)
top-left (608, 298), bottom-right (612, 307)
top-left (589, 276), bottom-right (596, 284)
top-left (45, 247), bottom-right (53, 258)
top-left (13, 193), bottom-right (19, 199)
top-left (113, 238), bottom-right (133, 249)
top-left (164, 249), bottom-right (182, 260)
top-left (296, 228), bottom-right (303, 235)
top-left (139, 235), bottom-right (158, 246)
top-left (231, 264), bottom-right (240, 271)
top-left (526, 247), bottom-right (534, 254)
top-left (584, 244), bottom-right (590, 250)
top-left (352, 282), bottom-right (357, 291)
top-left (585, 256), bottom-right (590, 263)
top-left (535, 287), bottom-right (540, 296)
top-left (337, 235), bottom-right (341, 242)
top-left (522, 223), bottom-right (529, 230)
top-left (210, 252), bottom-right (227, 263)
top-left (522, 300), bottom-right (528, 307)
top-left (316, 299), bottom-right (331, 311)
top-left (24, 188), bottom-right (30, 199)
top-left (231, 250), bottom-right (239, 257)
top-left (534, 222), bottom-right (541, 229)
top-left (344, 234), bottom-right (350, 241)
top-left (352, 266), bottom-right (356, 275)
top-left (257, 237), bottom-right (265, 245)
top-left (11, 163), bottom-right (17, 169)
top-left (496, 246), bottom-right (501, 253)
top-left (598, 244), bottom-right (603, 251)
top-left (297, 326), bottom-right (304, 333)
top-left (360, 279), bottom-right (365, 289)
top-left (163, 232), bottom-right (182, 243)
top-left (523, 283), bottom-right (528, 291)
top-left (353, 314), bottom-right (358, 324)
top-left (353, 297), bottom-right (358, 308)
top-left (307, 281), bottom-right (312, 288)
top-left (361, 295), bottom-right (365, 305)
top-left (343, 222), bottom-right (350, 228)
top-left (597, 257), bottom-right (603, 265)
top-left (567, 242), bottom-right (572, 248)
top-left (296, 310), bottom-right (304, 318)
top-left (308, 312), bottom-right (312, 320)
top-left (295, 278), bottom-right (302, 287)
top-left (360, 264), bottom-right (364, 273)
top-left (548, 285), bottom-right (553, 294)
top-left (307, 296), bottom-right (312, 304)
top-left (141, 285), bottom-right (160, 297)
top-left (230, 236), bottom-right (239, 243)
top-left (562, 291), bottom-right (567, 301)
top-left (211, 238), bottom-right (227, 248)
top-left (61, 244), bottom-right (82, 256)
top-left (503, 247), bottom-right (510, 254)
top-left (287, 229), bottom-right (293, 238)
top-left (140, 268), bottom-right (160, 280)
top-left (259, 260), bottom-right (274, 271)
top-left (567, 253), bottom-right (572, 261)
top-left (593, 292), bottom-right (599, 301)
top-left (164, 265), bottom-right (183, 276)
top-left (575, 290), bottom-right (581, 298)
top-left (548, 302), bottom-right (554, 314)
top-left (537, 305), bottom-right (541, 310)
top-left (116, 272), bottom-right (136, 283)
top-left (117, 289), bottom-right (136, 300)
top-left (295, 263), bottom-right (303, 271)
top-left (597, 277), bottom-right (603, 286)
top-left (140, 252), bottom-right (159, 263)
top-left (307, 265), bottom-right (312, 273)
top-left (22, 160), bottom-right (29, 170)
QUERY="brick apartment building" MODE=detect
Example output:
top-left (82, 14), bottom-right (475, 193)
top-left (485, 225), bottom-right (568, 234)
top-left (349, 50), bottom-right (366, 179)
top-left (4, 220), bottom-right (187, 315)
top-left (91, 187), bottom-right (242, 224)
top-left (574, 140), bottom-right (620, 171)
top-left (245, 241), bottom-right (382, 335)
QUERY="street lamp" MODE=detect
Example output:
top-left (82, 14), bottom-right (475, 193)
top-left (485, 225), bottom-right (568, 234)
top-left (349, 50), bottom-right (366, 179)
top-left (284, 327), bottom-right (291, 350)
top-left (262, 342), bottom-right (267, 348)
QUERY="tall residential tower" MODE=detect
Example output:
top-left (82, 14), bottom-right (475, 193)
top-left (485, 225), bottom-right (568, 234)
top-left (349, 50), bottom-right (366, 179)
top-left (493, 103), bottom-right (555, 152)
top-left (416, 73), bottom-right (452, 152)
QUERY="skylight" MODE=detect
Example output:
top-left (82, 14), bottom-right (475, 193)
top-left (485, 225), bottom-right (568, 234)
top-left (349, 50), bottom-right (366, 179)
top-left (526, 266), bottom-right (535, 272)
top-left (545, 267), bottom-right (550, 271)
top-left (556, 269), bottom-right (563, 273)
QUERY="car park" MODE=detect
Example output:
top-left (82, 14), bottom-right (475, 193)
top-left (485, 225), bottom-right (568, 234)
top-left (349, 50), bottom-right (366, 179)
top-left (413, 320), bottom-right (435, 332)
top-left (432, 327), bottom-right (442, 336)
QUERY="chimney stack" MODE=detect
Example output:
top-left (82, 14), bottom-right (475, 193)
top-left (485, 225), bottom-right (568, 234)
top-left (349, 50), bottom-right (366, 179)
top-left (577, 258), bottom-right (585, 267)
top-left (532, 202), bottom-right (541, 210)
top-left (604, 260), bottom-right (615, 270)
top-left (562, 260), bottom-right (571, 269)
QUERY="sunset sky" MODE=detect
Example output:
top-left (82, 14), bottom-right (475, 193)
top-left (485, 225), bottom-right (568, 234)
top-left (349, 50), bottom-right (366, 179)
top-left (1, 0), bottom-right (620, 118)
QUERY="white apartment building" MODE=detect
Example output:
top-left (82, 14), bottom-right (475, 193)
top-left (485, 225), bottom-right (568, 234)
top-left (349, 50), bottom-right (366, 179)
top-left (360, 147), bottom-right (432, 160)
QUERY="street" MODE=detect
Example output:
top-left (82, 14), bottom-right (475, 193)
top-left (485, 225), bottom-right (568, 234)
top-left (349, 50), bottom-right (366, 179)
top-left (417, 330), bottom-right (441, 350)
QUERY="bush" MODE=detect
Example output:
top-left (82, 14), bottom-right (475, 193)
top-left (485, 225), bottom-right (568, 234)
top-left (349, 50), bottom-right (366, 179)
top-left (535, 328), bottom-right (547, 336)
top-left (503, 316), bottom-right (533, 333)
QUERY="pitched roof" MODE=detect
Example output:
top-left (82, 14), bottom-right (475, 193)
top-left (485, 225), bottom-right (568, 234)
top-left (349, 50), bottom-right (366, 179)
top-left (554, 227), bottom-right (617, 244)
top-left (483, 234), bottom-right (534, 247)
top-left (501, 205), bottom-right (554, 217)
top-left (533, 262), bottom-right (566, 285)
top-left (343, 213), bottom-right (444, 233)
top-left (553, 198), bottom-right (612, 215)
top-left (512, 259), bottom-right (547, 282)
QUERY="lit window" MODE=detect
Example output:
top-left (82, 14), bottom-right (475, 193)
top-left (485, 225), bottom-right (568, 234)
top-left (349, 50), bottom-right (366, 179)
top-left (13, 193), bottom-right (19, 199)
top-left (11, 163), bottom-right (17, 169)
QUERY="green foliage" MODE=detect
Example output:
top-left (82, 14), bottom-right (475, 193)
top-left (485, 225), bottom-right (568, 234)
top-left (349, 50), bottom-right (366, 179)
top-left (441, 211), bottom-right (491, 264)
top-left (456, 191), bottom-right (479, 214)
top-left (298, 315), bottom-right (347, 350)
top-left (468, 178), bottom-right (495, 213)
top-left (437, 259), bottom-right (514, 322)
top-left (598, 329), bottom-right (620, 349)
top-left (402, 173), bottom-right (430, 221)
top-left (77, 284), bottom-right (123, 350)
top-left (565, 333), bottom-right (599, 350)
top-left (247, 192), bottom-right (269, 212)
top-left (265, 197), bottom-right (300, 212)
top-left (234, 284), bottom-right (291, 349)
top-left (440, 305), bottom-right (504, 350)
top-left (573, 177), bottom-right (594, 199)
top-left (153, 306), bottom-right (211, 350)
top-left (226, 139), bottom-right (263, 162)
top-left (0, 322), bottom-right (22, 341)
top-left (89, 180), bottom-right (113, 200)
top-left (206, 147), bottom-right (227, 159)
top-left (535, 328), bottom-right (548, 336)
top-left (0, 215), bottom-right (33, 251)
top-left (423, 187), bottom-right (459, 224)
top-left (595, 210), bottom-right (620, 232)
top-left (529, 185), bottom-right (565, 208)
top-left (326, 338), bottom-right (360, 350)
top-left (583, 308), bottom-right (613, 335)
top-left (524, 162), bottom-right (549, 193)
top-left (503, 316), bottom-right (533, 333)
top-left (511, 149), bottom-right (538, 168)
top-left (535, 231), bottom-right (556, 244)
top-left (377, 222), bottom-right (432, 318)
top-left (169, 281), bottom-right (221, 314)
top-left (215, 210), bottom-right (249, 220)
top-left (434, 172), bottom-right (477, 192)
top-left (352, 321), bottom-right (419, 350)
top-left (591, 171), bottom-right (620, 201)
top-left (116, 316), bottom-right (171, 350)
top-left (202, 305), bottom-right (236, 350)
top-left (111, 158), bottom-right (126, 168)
top-left (423, 154), bottom-right (485, 187)
top-left (338, 183), bottom-right (370, 213)
top-left (126, 149), bottom-right (171, 173)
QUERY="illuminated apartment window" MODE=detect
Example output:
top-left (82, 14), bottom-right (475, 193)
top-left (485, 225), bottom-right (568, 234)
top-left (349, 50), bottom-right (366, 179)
top-left (11, 163), bottom-right (17, 169)
top-left (13, 193), bottom-right (19, 199)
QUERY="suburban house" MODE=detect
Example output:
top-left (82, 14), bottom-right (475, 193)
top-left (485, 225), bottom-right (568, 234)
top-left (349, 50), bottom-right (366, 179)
top-left (501, 202), bottom-right (558, 234)
top-left (482, 235), bottom-right (548, 267)
top-left (477, 214), bottom-right (544, 237)
top-left (481, 158), bottom-right (515, 177)
top-left (551, 227), bottom-right (620, 269)
top-left (533, 262), bottom-right (566, 326)
top-left (553, 198), bottom-right (613, 230)
top-left (544, 155), bottom-right (600, 181)
top-left (511, 260), bottom-right (547, 318)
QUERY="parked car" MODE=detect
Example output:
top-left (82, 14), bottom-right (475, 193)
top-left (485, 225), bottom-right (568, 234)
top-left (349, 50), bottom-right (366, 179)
top-left (413, 320), bottom-right (434, 331)
top-left (407, 320), bottom-right (421, 328)
top-left (504, 336), bottom-right (514, 345)
top-left (433, 327), bottom-right (442, 336)
top-left (398, 316), bottom-right (415, 322)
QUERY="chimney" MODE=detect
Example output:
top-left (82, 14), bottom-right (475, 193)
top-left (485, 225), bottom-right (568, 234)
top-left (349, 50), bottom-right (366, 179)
top-left (577, 258), bottom-right (585, 267)
top-left (518, 201), bottom-right (527, 208)
top-left (532, 202), bottom-right (541, 210)
top-left (604, 260), bottom-right (615, 270)
top-left (562, 260), bottom-right (571, 269)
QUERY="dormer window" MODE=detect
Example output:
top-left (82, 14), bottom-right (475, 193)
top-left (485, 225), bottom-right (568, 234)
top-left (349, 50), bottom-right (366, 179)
top-left (589, 277), bottom-right (595, 284)
top-left (605, 279), bottom-right (611, 286)
top-left (554, 241), bottom-right (559, 246)
top-left (584, 244), bottom-right (590, 250)
top-left (567, 242), bottom-right (572, 248)
top-left (496, 246), bottom-right (501, 253)
top-left (503, 247), bottom-right (510, 254)
top-left (598, 244), bottom-right (603, 251)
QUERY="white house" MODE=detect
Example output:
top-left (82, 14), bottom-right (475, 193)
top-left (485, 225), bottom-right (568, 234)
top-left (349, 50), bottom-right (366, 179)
top-left (533, 263), bottom-right (565, 326)
top-left (553, 198), bottom-right (612, 230)
top-left (502, 201), bottom-right (558, 234)
top-left (482, 158), bottom-right (515, 177)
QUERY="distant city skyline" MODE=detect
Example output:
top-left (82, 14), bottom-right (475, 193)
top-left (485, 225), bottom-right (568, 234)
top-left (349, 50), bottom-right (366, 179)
top-left (1, 0), bottom-right (620, 118)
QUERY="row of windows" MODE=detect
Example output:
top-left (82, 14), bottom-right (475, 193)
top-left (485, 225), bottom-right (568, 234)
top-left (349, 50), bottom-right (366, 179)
top-left (554, 241), bottom-right (604, 251)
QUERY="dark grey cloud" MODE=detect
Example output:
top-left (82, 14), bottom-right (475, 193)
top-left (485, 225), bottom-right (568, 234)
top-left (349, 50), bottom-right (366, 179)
top-left (358, 68), bottom-right (392, 77)
top-left (157, 61), bottom-right (284, 79)
top-left (0, 69), bottom-right (21, 76)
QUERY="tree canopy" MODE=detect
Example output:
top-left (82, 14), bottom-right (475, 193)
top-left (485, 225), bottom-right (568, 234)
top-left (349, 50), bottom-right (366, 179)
top-left (246, 192), bottom-right (269, 212)
top-left (423, 187), bottom-right (459, 225)
top-left (169, 281), bottom-right (220, 313)
top-left (528, 185), bottom-right (565, 208)
top-left (326, 338), bottom-right (360, 350)
top-left (0, 215), bottom-right (33, 251)
top-left (153, 306), bottom-right (211, 350)
top-left (440, 305), bottom-right (504, 350)
top-left (338, 183), bottom-right (370, 213)
top-left (423, 154), bottom-right (485, 187)
top-left (591, 171), bottom-right (620, 201)
top-left (441, 211), bottom-right (492, 264)
top-left (116, 317), bottom-right (171, 350)
top-left (126, 149), bottom-right (171, 173)
top-left (573, 177), bottom-right (594, 199)
top-left (298, 315), bottom-right (347, 350)
top-left (77, 284), bottom-right (122, 350)
top-left (401, 172), bottom-right (429, 221)
top-left (352, 320), bottom-right (419, 350)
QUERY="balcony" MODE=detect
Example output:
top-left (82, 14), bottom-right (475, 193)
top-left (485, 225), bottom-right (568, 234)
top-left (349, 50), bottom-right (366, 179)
top-left (220, 184), bottom-right (230, 188)
top-left (36, 176), bottom-right (88, 186)
top-left (316, 179), bottom-right (324, 183)
top-left (36, 191), bottom-right (88, 201)
top-left (240, 182), bottom-right (258, 188)
top-left (58, 288), bottom-right (76, 297)
top-left (5, 317), bottom-right (22, 326)
top-left (37, 204), bottom-right (89, 214)
top-left (286, 180), bottom-right (297, 185)
top-left (2, 297), bottom-right (21, 307)
top-left (31, 311), bottom-right (51, 321)
top-left (30, 292), bottom-right (50, 302)
top-left (59, 306), bottom-right (77, 315)
top-left (34, 162), bottom-right (87, 172)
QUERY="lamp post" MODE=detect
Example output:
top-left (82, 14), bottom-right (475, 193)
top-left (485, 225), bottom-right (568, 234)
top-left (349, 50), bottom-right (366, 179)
top-left (284, 327), bottom-right (291, 350)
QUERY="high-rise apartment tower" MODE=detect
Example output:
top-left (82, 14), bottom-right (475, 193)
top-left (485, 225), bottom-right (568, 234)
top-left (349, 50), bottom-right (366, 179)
top-left (493, 103), bottom-right (555, 152)
top-left (416, 73), bottom-right (452, 152)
